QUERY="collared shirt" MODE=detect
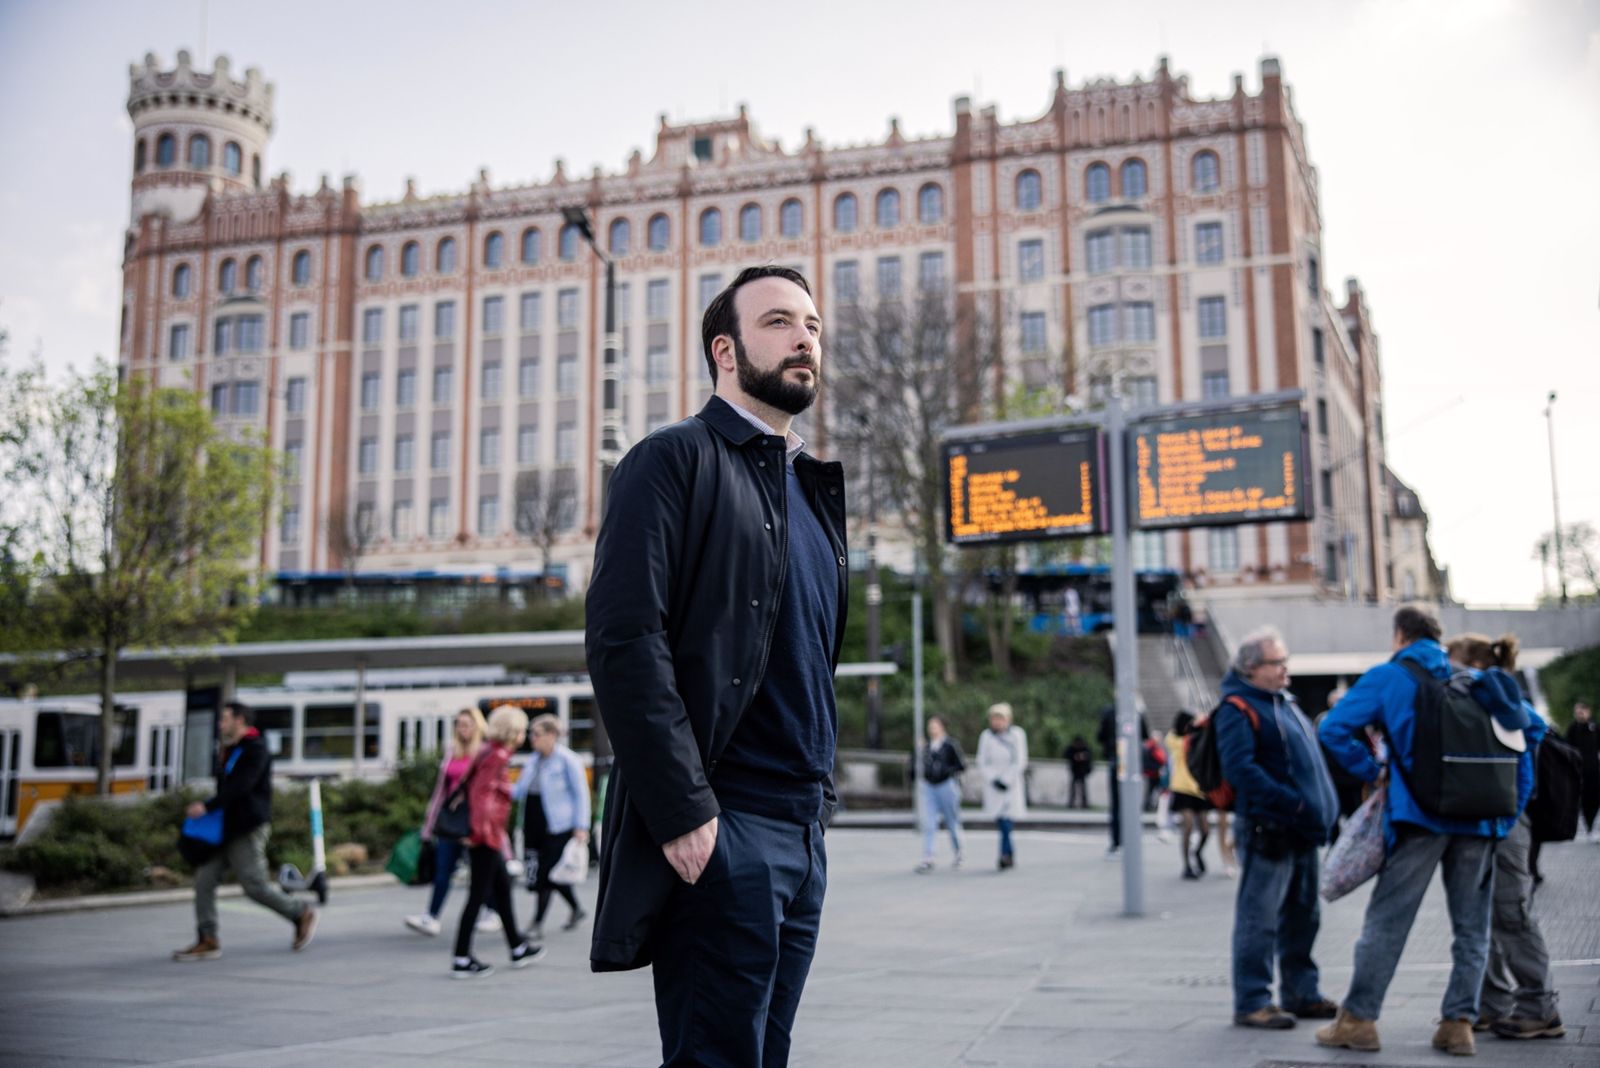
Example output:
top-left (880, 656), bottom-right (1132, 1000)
top-left (723, 396), bottom-right (806, 465)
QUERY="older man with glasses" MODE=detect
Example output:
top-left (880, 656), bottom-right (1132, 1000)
top-left (1216, 626), bottom-right (1339, 1031)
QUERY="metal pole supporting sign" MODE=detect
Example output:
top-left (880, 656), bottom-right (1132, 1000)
top-left (1107, 396), bottom-right (1144, 916)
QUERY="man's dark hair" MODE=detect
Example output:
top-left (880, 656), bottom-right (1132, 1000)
top-left (221, 699), bottom-right (254, 726)
top-left (700, 265), bottom-right (813, 383)
top-left (1393, 601), bottom-right (1442, 645)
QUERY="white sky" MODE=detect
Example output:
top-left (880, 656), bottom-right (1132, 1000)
top-left (1, 0), bottom-right (1596, 606)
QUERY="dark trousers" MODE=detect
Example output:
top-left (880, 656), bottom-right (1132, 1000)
top-left (1108, 765), bottom-right (1121, 847)
top-left (1068, 774), bottom-right (1088, 809)
top-left (1582, 775), bottom-right (1600, 833)
top-left (533, 829), bottom-right (579, 924)
top-left (453, 844), bottom-right (522, 959)
top-left (651, 808), bottom-right (827, 1068)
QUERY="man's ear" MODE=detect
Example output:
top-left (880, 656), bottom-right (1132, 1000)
top-left (712, 334), bottom-right (736, 373)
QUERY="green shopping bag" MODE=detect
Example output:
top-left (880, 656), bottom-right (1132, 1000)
top-left (386, 829), bottom-right (424, 885)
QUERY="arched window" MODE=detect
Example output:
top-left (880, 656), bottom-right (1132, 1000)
top-left (739, 203), bottom-right (761, 243)
top-left (699, 208), bottom-right (722, 247)
top-left (558, 222), bottom-right (580, 261)
top-left (608, 218), bottom-right (630, 255)
top-left (365, 245), bottom-right (384, 282)
top-left (648, 213), bottom-right (670, 251)
top-left (245, 255), bottom-right (263, 292)
top-left (1191, 150), bottom-right (1220, 193)
top-left (779, 199), bottom-right (803, 238)
top-left (187, 134), bottom-right (210, 170)
top-left (1016, 169), bottom-right (1043, 211)
top-left (291, 250), bottom-right (311, 287)
top-left (875, 188), bottom-right (901, 228)
top-left (436, 237), bottom-right (457, 274)
top-left (134, 139), bottom-right (147, 173)
top-left (521, 227), bottom-right (541, 264)
top-left (833, 193), bottom-right (858, 233)
top-left (400, 241), bottom-right (419, 278)
top-left (918, 183), bottom-right (944, 224)
top-left (1084, 163), bottom-right (1110, 204)
top-left (483, 231), bottom-right (504, 268)
top-left (1120, 159), bottom-right (1148, 198)
top-left (172, 263), bottom-right (191, 298)
top-left (223, 141), bottom-right (242, 176)
top-left (156, 133), bottom-right (176, 168)
top-left (218, 258), bottom-right (237, 294)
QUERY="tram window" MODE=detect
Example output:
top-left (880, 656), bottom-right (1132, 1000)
top-left (34, 708), bottom-right (138, 768)
top-left (254, 706), bottom-right (294, 758)
top-left (568, 697), bottom-right (597, 756)
top-left (302, 703), bottom-right (380, 760)
top-left (5, 734), bottom-right (17, 817)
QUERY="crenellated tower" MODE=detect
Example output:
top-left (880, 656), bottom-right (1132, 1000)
top-left (126, 49), bottom-right (274, 224)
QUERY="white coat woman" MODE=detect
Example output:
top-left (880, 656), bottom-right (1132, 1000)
top-left (977, 702), bottom-right (1028, 869)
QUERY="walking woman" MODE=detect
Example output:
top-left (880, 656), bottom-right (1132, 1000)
top-left (1164, 711), bottom-right (1213, 879)
top-left (978, 703), bottom-right (1028, 870)
top-left (451, 704), bottom-right (544, 978)
top-left (405, 708), bottom-right (502, 937)
top-left (915, 715), bottom-right (966, 873)
top-left (514, 714), bottom-right (591, 943)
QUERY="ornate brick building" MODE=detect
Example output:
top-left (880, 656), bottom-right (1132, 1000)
top-left (119, 50), bottom-right (1403, 601)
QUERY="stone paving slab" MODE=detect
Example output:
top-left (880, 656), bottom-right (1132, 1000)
top-left (0, 829), bottom-right (1594, 1067)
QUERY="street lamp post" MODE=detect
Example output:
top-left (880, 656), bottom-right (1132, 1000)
top-left (855, 413), bottom-right (883, 749)
top-left (1544, 391), bottom-right (1567, 607)
top-left (563, 205), bottom-right (620, 776)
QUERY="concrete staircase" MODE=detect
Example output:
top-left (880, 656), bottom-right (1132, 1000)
top-left (1132, 634), bottom-right (1223, 735)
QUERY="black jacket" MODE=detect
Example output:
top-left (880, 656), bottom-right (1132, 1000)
top-left (920, 738), bottom-right (966, 785)
top-left (585, 398), bottom-right (849, 972)
top-left (204, 729), bottom-right (272, 842)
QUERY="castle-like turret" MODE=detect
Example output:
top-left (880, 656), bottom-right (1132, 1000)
top-left (127, 49), bottom-right (274, 223)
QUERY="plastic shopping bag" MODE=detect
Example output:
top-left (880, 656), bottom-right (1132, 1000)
top-left (549, 836), bottom-right (590, 885)
top-left (1321, 784), bottom-right (1386, 902)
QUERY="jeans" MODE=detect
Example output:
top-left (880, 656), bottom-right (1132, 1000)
top-left (193, 824), bottom-right (305, 938)
top-left (1231, 838), bottom-right (1324, 1015)
top-left (426, 835), bottom-right (498, 920)
top-left (996, 817), bottom-right (1015, 860)
top-left (1342, 827), bottom-right (1494, 1021)
top-left (452, 844), bottom-right (523, 959)
top-left (1068, 774), bottom-right (1088, 809)
top-left (1480, 816), bottom-right (1556, 1019)
top-left (919, 779), bottom-right (963, 860)
top-left (651, 808), bottom-right (826, 1068)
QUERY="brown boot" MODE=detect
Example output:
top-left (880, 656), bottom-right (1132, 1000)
top-left (1315, 1009), bottom-right (1381, 1052)
top-left (292, 906), bottom-right (319, 951)
top-left (1432, 1018), bottom-right (1476, 1056)
top-left (172, 935), bottom-right (221, 962)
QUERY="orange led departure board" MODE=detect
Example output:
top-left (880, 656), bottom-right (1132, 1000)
top-left (944, 427), bottom-right (1105, 545)
top-left (1130, 401), bottom-right (1311, 529)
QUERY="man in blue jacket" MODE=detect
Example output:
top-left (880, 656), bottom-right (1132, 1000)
top-left (1217, 626), bottom-right (1339, 1030)
top-left (1316, 603), bottom-right (1544, 1057)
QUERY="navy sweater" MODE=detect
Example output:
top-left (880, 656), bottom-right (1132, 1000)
top-left (713, 465), bottom-right (839, 824)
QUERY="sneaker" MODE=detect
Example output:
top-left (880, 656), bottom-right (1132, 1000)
top-left (1222, 863), bottom-right (1238, 879)
top-left (562, 907), bottom-right (588, 931)
top-left (172, 936), bottom-right (221, 962)
top-left (951, 853), bottom-right (963, 870)
top-left (1432, 1017), bottom-right (1475, 1056)
top-left (1472, 1014), bottom-right (1501, 1033)
top-left (1235, 1005), bottom-right (1296, 1030)
top-left (1156, 830), bottom-right (1172, 843)
top-left (292, 907), bottom-right (319, 952)
top-left (1182, 867), bottom-right (1200, 880)
top-left (476, 912), bottom-right (502, 934)
top-left (509, 942), bottom-right (547, 969)
top-left (1287, 998), bottom-right (1339, 1020)
top-left (1315, 1009), bottom-right (1380, 1051)
top-left (1491, 1013), bottom-right (1564, 1040)
top-left (404, 913), bottom-right (442, 937)
top-left (914, 860), bottom-right (934, 874)
top-left (451, 957), bottom-right (494, 979)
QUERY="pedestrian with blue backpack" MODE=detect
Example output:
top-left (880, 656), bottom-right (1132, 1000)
top-left (1316, 603), bottom-right (1545, 1057)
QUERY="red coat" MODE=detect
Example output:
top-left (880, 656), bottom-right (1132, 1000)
top-left (467, 742), bottom-right (515, 850)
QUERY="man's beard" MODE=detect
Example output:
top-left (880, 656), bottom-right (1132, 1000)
top-left (733, 334), bottom-right (817, 416)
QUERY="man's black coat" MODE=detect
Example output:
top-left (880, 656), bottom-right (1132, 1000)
top-left (205, 729), bottom-right (273, 842)
top-left (585, 397), bottom-right (849, 972)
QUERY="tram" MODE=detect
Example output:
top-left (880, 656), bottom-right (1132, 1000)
top-left (0, 668), bottom-right (595, 839)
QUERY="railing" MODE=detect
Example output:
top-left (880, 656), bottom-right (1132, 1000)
top-left (1172, 633), bottom-right (1215, 713)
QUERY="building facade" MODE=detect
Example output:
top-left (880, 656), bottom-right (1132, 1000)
top-left (119, 49), bottom-right (1405, 599)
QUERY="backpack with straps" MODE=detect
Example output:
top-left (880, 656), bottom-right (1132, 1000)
top-left (1186, 696), bottom-right (1260, 811)
top-left (1526, 732), bottom-right (1582, 843)
top-left (1397, 660), bottom-right (1518, 821)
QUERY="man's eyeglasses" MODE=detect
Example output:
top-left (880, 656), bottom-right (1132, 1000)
top-left (1262, 657), bottom-right (1289, 667)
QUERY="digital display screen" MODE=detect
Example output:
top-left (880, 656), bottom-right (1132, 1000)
top-left (944, 427), bottom-right (1105, 545)
top-left (1130, 401), bottom-right (1311, 529)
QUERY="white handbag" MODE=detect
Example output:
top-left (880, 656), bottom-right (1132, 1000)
top-left (549, 836), bottom-right (589, 885)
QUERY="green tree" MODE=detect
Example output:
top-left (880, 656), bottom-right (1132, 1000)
top-left (0, 357), bottom-right (276, 793)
